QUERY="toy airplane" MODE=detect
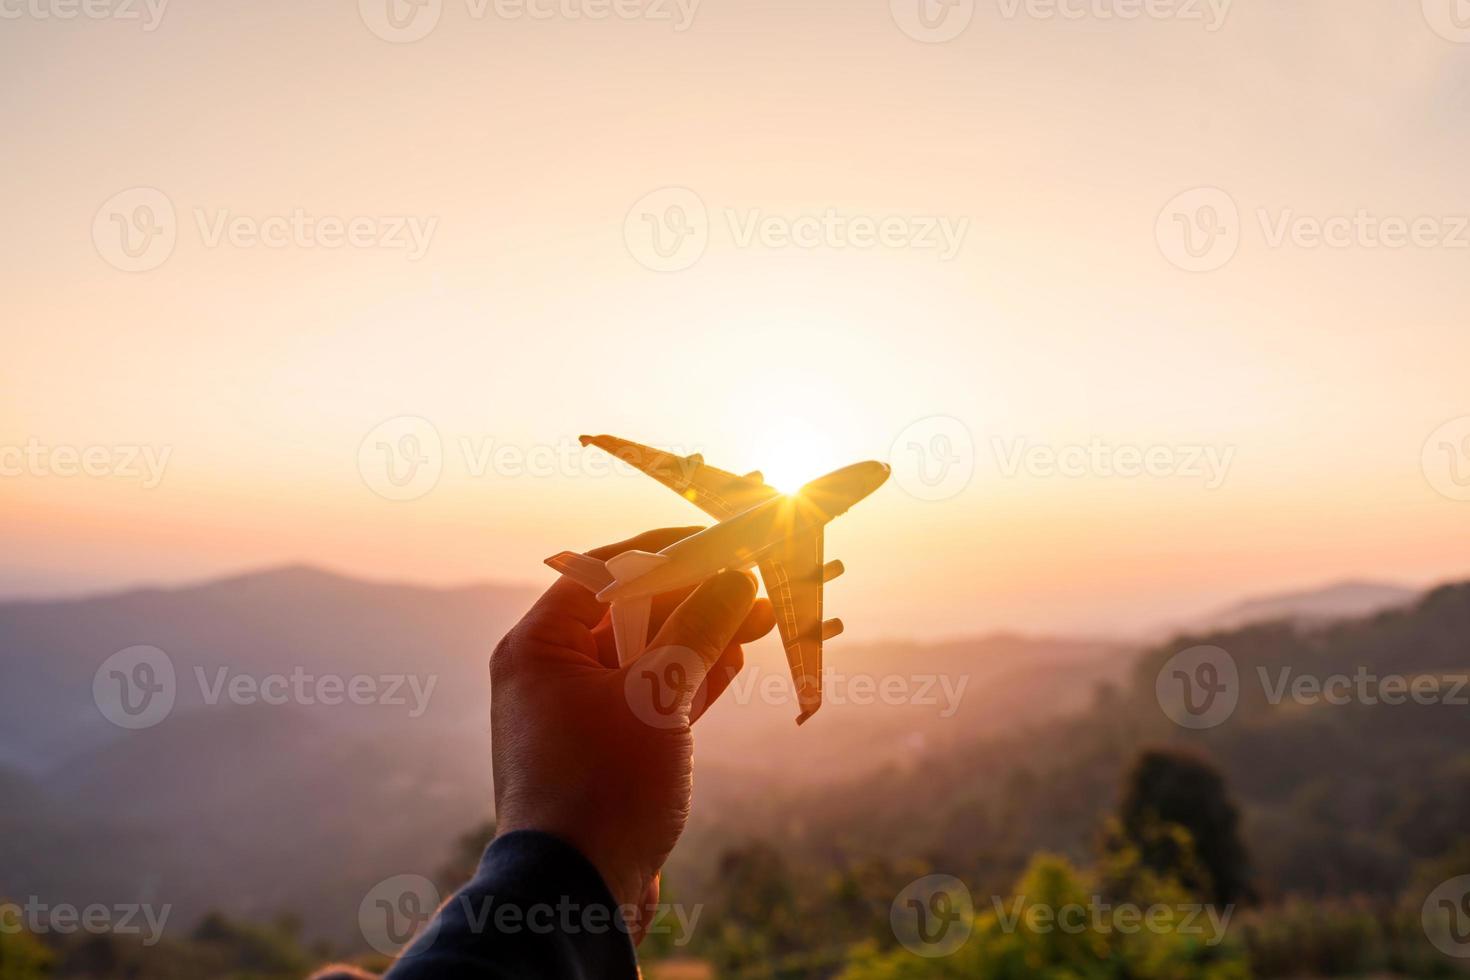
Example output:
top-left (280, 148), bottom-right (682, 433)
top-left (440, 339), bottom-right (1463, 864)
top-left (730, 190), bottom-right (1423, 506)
top-left (545, 434), bottom-right (890, 724)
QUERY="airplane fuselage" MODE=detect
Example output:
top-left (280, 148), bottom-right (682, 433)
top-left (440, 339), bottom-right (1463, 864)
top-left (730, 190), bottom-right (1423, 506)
top-left (599, 460), bottom-right (887, 602)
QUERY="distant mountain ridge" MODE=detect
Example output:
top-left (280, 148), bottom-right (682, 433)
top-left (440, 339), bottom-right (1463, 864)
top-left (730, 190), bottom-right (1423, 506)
top-left (0, 564), bottom-right (540, 776)
top-left (1159, 579), bottom-right (1420, 639)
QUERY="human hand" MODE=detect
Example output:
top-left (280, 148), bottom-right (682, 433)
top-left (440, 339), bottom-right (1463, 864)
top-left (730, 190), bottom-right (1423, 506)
top-left (489, 527), bottom-right (775, 930)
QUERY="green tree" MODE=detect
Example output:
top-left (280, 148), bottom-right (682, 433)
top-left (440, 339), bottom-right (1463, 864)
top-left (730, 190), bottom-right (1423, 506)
top-left (838, 854), bottom-right (1248, 980)
top-left (1114, 749), bottom-right (1250, 905)
top-left (0, 918), bottom-right (52, 980)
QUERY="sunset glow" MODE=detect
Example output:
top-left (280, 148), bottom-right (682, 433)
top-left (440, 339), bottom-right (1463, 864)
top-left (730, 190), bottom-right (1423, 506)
top-left (2, 3), bottom-right (1469, 639)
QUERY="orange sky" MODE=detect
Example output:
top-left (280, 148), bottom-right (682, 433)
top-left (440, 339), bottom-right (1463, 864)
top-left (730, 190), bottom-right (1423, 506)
top-left (4, 0), bottom-right (1470, 636)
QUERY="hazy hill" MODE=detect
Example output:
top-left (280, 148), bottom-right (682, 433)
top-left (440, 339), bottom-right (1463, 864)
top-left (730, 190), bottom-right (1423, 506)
top-left (5, 562), bottom-right (1456, 952)
top-left (0, 567), bottom-right (538, 942)
top-left (1165, 579), bottom-right (1419, 637)
top-left (0, 565), bottom-right (538, 774)
top-left (0, 565), bottom-right (1126, 946)
top-left (740, 579), bottom-right (1470, 905)
top-left (687, 632), bottom-right (1128, 784)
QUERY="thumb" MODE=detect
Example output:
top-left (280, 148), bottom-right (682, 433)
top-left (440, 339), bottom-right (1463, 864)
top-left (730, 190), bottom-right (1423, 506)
top-left (629, 571), bottom-right (756, 721)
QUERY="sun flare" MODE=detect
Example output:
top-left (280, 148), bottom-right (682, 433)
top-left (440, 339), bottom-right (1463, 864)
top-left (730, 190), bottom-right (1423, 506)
top-left (748, 420), bottom-right (838, 495)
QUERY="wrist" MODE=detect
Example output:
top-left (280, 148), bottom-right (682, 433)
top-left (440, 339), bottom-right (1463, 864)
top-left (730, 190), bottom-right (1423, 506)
top-left (493, 820), bottom-right (644, 910)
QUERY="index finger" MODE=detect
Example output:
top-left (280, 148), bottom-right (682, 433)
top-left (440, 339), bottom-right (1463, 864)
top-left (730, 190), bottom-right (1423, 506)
top-left (633, 570), bottom-right (757, 703)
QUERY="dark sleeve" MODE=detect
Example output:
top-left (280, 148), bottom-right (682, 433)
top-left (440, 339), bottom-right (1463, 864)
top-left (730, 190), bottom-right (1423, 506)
top-left (382, 830), bottom-right (639, 980)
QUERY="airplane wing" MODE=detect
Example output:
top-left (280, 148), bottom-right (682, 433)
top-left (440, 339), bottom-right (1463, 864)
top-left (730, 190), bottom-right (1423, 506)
top-left (580, 434), bottom-right (779, 520)
top-left (758, 528), bottom-right (840, 725)
top-left (582, 433), bottom-right (844, 724)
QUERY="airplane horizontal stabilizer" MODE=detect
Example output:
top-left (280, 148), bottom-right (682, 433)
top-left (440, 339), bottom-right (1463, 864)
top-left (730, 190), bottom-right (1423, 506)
top-left (544, 551), bottom-right (613, 594)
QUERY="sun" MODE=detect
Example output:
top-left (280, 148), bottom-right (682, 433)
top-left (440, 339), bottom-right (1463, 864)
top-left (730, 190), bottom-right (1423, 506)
top-left (724, 376), bottom-right (854, 494)
top-left (750, 419), bottom-right (837, 495)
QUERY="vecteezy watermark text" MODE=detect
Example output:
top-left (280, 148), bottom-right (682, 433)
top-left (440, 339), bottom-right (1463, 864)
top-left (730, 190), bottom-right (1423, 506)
top-left (992, 437), bottom-right (1234, 489)
top-left (625, 657), bottom-right (971, 729)
top-left (0, 898), bottom-right (170, 947)
top-left (0, 439), bottom-right (171, 488)
top-left (990, 894), bottom-right (1233, 944)
top-left (93, 646), bottom-right (438, 729)
top-left (1157, 644), bottom-right (1470, 730)
top-left (624, 188), bottom-right (970, 272)
top-left (359, 0), bottom-right (700, 43)
top-left (93, 187), bottom-right (437, 272)
top-left (357, 874), bottom-right (700, 956)
top-left (890, 0), bottom-right (1228, 43)
top-left (1258, 666), bottom-right (1470, 707)
top-left (0, 0), bottom-right (167, 29)
top-left (994, 0), bottom-right (1230, 30)
top-left (195, 666), bottom-right (437, 717)
top-left (357, 419), bottom-right (705, 501)
top-left (448, 895), bottom-right (699, 943)
top-left (1157, 187), bottom-right (1470, 272)
top-left (888, 874), bottom-right (1232, 959)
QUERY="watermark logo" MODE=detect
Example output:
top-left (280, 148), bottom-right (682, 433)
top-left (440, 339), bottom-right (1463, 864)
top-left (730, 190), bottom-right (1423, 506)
top-left (890, 0), bottom-right (974, 43)
top-left (360, 0), bottom-right (442, 41)
top-left (360, 874), bottom-right (442, 956)
top-left (1423, 417), bottom-right (1470, 502)
top-left (889, 415), bottom-right (975, 501)
top-left (1156, 645), bottom-right (1238, 729)
top-left (625, 646), bottom-right (709, 728)
top-left (359, 416), bottom-right (444, 501)
top-left (1423, 0), bottom-right (1470, 43)
top-left (624, 187), bottom-right (709, 272)
top-left (1156, 187), bottom-right (1239, 272)
top-left (891, 874), bottom-right (973, 957)
top-left (1423, 875), bottom-right (1470, 957)
top-left (93, 187), bottom-right (177, 273)
top-left (94, 645), bottom-right (177, 729)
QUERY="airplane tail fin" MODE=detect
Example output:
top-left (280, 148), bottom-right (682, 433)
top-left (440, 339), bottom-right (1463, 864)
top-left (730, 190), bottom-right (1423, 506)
top-left (544, 551), bottom-right (614, 594)
top-left (603, 549), bottom-right (670, 583)
top-left (611, 597), bottom-right (652, 665)
top-left (599, 551), bottom-right (670, 663)
top-left (546, 549), bottom-right (664, 664)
